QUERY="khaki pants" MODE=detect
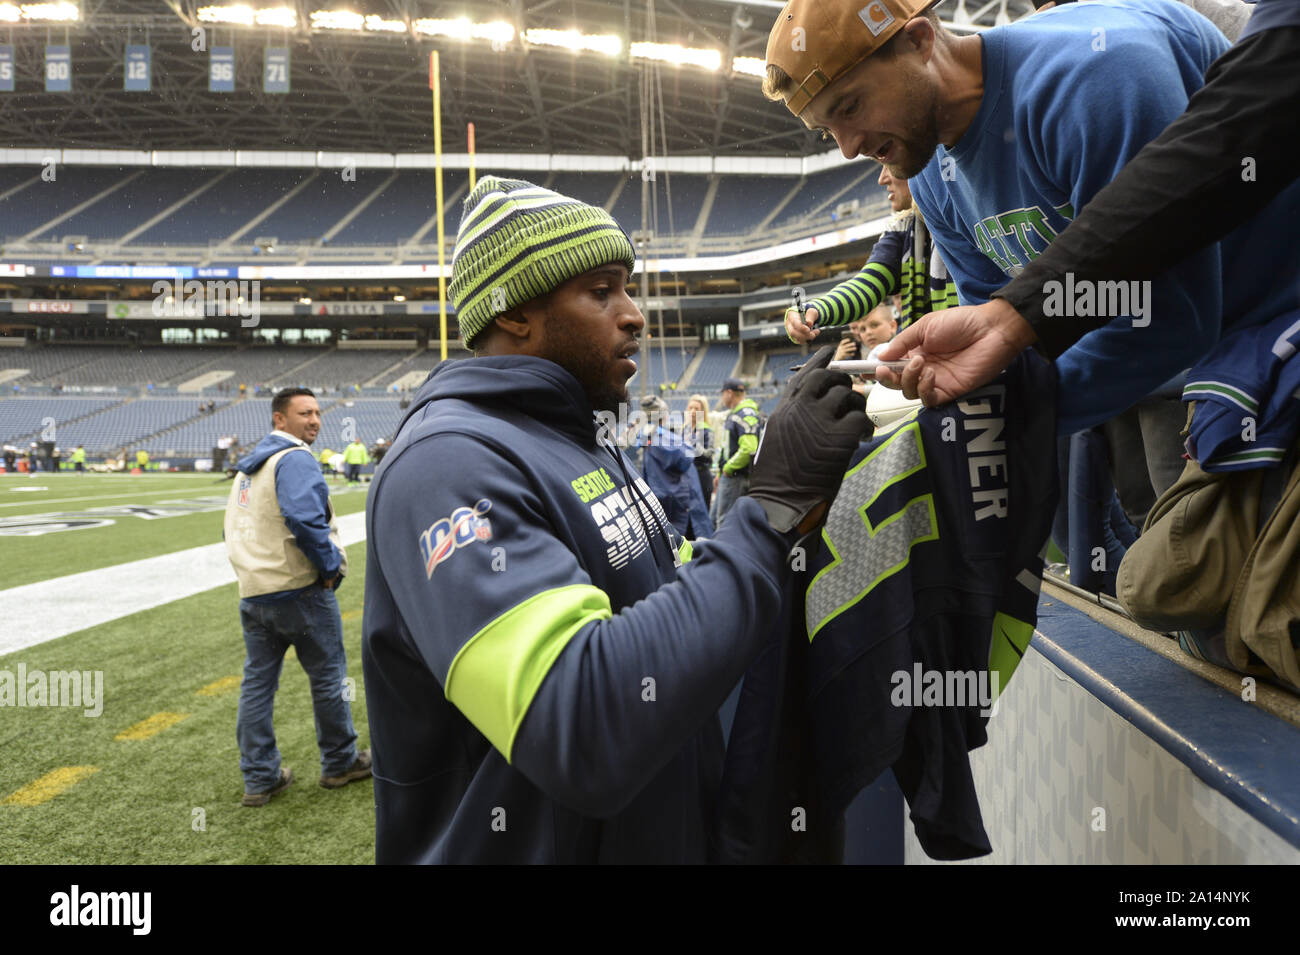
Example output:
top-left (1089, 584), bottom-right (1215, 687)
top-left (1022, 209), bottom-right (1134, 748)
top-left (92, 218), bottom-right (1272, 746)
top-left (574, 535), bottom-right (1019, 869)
top-left (1117, 438), bottom-right (1300, 691)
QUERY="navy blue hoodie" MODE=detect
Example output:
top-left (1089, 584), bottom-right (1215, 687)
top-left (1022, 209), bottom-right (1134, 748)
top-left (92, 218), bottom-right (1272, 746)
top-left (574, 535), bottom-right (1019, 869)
top-left (361, 355), bottom-right (795, 863)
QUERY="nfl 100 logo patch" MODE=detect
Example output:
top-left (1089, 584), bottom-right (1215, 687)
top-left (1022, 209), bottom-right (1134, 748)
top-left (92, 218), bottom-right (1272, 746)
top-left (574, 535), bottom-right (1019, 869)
top-left (237, 476), bottom-right (251, 508)
top-left (419, 499), bottom-right (494, 578)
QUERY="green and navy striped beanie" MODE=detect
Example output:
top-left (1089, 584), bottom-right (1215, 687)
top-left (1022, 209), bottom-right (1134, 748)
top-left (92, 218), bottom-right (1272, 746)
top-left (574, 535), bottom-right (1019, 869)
top-left (450, 176), bottom-right (637, 347)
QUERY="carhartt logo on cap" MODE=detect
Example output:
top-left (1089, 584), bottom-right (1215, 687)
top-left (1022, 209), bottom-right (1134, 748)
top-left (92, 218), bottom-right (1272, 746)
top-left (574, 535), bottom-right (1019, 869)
top-left (859, 1), bottom-right (895, 36)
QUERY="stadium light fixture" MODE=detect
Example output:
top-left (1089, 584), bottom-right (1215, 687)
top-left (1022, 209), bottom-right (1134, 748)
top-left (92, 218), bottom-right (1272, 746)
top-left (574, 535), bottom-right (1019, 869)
top-left (198, 5), bottom-right (297, 28)
top-left (413, 17), bottom-right (515, 46)
top-left (310, 9), bottom-right (363, 31)
top-left (393, 294), bottom-right (406, 302)
top-left (731, 56), bottom-right (765, 77)
top-left (630, 41), bottom-right (721, 71)
top-left (0, 4), bottom-right (19, 22)
top-left (364, 14), bottom-right (404, 33)
top-left (523, 28), bottom-right (622, 57)
top-left (254, 6), bottom-right (297, 28)
top-left (19, 1), bottom-right (80, 20)
top-left (198, 4), bottom-right (255, 26)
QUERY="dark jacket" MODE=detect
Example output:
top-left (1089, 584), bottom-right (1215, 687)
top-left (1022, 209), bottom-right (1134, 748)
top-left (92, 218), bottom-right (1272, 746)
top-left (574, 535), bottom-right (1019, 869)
top-left (361, 355), bottom-right (794, 863)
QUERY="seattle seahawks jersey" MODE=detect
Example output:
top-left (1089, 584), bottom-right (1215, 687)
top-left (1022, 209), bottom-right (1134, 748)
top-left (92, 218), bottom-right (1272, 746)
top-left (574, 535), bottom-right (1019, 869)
top-left (714, 351), bottom-right (1058, 862)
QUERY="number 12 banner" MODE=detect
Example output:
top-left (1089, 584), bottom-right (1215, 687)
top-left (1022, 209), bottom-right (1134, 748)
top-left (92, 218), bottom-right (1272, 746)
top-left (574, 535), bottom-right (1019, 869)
top-left (124, 44), bottom-right (151, 91)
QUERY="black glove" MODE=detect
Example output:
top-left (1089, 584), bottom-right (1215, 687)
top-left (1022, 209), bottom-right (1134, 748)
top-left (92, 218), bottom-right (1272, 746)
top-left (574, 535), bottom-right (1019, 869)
top-left (748, 345), bottom-right (867, 535)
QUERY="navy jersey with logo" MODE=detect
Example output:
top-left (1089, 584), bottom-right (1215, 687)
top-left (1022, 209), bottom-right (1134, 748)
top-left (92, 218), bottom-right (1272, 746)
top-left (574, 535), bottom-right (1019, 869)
top-left (714, 351), bottom-right (1058, 862)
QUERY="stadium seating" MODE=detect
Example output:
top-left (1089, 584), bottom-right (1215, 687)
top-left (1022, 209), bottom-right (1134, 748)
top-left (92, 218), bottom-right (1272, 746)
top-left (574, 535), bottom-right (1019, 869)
top-left (150, 398), bottom-right (273, 456)
top-left (290, 349), bottom-right (417, 390)
top-left (0, 396), bottom-right (125, 447)
top-left (2, 345), bottom-right (128, 383)
top-left (132, 169), bottom-right (306, 245)
top-left (689, 343), bottom-right (739, 389)
top-left (51, 397), bottom-right (221, 452)
top-left (707, 176), bottom-right (800, 235)
top-left (317, 398), bottom-right (406, 449)
top-left (188, 347), bottom-right (331, 389)
top-left (630, 344), bottom-right (694, 392)
top-left (48, 347), bottom-right (229, 388)
top-left (1, 166), bottom-right (128, 241)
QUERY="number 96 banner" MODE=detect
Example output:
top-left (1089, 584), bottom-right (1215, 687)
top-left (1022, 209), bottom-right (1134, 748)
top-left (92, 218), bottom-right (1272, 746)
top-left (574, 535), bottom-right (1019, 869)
top-left (209, 47), bottom-right (234, 92)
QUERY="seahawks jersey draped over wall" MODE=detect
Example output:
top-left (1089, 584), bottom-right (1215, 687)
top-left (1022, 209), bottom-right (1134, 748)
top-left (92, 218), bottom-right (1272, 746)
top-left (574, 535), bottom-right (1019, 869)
top-left (714, 351), bottom-right (1058, 862)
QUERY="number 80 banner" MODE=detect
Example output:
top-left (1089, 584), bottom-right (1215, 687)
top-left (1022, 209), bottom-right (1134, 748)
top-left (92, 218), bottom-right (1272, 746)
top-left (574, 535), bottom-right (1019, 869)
top-left (45, 45), bottom-right (71, 92)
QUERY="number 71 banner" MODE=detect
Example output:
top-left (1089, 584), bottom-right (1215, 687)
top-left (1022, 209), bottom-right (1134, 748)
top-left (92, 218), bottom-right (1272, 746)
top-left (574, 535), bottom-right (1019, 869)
top-left (263, 47), bottom-right (289, 94)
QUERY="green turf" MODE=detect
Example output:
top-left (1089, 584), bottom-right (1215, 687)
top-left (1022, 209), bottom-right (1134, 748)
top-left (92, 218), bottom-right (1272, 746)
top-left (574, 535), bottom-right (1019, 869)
top-left (0, 473), bottom-right (369, 590)
top-left (0, 549), bottom-right (375, 864)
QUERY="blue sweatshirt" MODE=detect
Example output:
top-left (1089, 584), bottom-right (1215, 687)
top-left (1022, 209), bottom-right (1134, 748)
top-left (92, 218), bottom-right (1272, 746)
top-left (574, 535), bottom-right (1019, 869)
top-left (909, 0), bottom-right (1300, 434)
top-left (236, 430), bottom-right (344, 602)
top-left (641, 425), bottom-right (715, 539)
top-left (361, 356), bottom-right (794, 863)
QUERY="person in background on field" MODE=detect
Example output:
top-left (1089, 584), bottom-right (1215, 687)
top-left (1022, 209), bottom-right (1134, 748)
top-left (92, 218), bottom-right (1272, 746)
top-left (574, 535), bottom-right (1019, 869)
top-left (683, 394), bottom-right (716, 509)
top-left (713, 377), bottom-right (764, 529)
top-left (72, 445), bottom-right (85, 472)
top-left (223, 386), bottom-right (371, 808)
top-left (343, 437), bottom-right (371, 484)
top-left (639, 395), bottom-right (714, 540)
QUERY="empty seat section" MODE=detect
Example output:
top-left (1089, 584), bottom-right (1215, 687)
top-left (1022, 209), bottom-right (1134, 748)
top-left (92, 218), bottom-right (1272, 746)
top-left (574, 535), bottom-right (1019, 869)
top-left (294, 350), bottom-right (414, 390)
top-left (52, 397), bottom-right (214, 452)
top-left (329, 171), bottom-right (441, 245)
top-left (51, 168), bottom-right (207, 241)
top-left (3, 166), bottom-right (133, 241)
top-left (149, 399), bottom-right (272, 456)
top-left (0, 396), bottom-right (124, 445)
top-left (133, 169), bottom-right (306, 245)
top-left (770, 165), bottom-right (875, 229)
top-left (689, 344), bottom-right (739, 389)
top-left (254, 169), bottom-right (387, 243)
top-left (708, 176), bottom-right (797, 235)
top-left (318, 399), bottom-right (405, 448)
top-left (55, 347), bottom-right (227, 387)
top-left (0, 345), bottom-right (115, 384)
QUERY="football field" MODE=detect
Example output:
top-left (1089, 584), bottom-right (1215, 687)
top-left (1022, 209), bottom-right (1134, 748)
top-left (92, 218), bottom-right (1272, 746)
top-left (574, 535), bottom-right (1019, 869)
top-left (0, 472), bottom-right (377, 864)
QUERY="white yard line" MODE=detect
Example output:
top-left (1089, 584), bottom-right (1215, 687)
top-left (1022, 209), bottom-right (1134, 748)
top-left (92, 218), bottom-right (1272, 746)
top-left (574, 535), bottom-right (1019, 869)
top-left (0, 512), bottom-right (368, 656)
top-left (0, 483), bottom-right (245, 509)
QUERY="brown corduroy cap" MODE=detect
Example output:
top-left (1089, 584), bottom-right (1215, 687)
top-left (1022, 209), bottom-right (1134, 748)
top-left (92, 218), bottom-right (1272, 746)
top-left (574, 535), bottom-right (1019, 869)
top-left (766, 0), bottom-right (934, 117)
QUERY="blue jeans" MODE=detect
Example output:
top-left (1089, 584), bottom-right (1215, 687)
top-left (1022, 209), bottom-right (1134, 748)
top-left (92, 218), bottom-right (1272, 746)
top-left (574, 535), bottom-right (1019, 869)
top-left (1051, 431), bottom-right (1137, 595)
top-left (713, 472), bottom-right (749, 529)
top-left (236, 586), bottom-right (358, 790)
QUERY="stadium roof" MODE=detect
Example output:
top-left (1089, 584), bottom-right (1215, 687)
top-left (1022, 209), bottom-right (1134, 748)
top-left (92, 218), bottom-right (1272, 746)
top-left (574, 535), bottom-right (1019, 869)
top-left (0, 0), bottom-right (1034, 157)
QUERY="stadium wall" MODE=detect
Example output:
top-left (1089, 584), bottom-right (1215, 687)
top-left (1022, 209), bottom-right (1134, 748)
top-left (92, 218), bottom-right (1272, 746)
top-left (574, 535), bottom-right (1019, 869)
top-left (904, 593), bottom-right (1300, 864)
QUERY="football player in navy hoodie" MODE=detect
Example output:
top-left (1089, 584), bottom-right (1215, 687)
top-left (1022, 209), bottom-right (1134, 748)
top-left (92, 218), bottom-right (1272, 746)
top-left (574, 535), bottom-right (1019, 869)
top-left (361, 177), bottom-right (867, 863)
